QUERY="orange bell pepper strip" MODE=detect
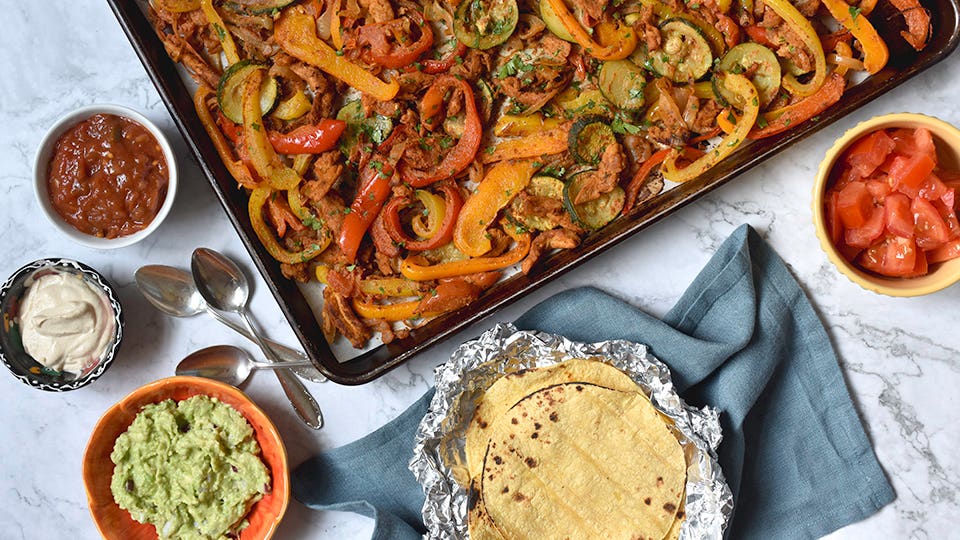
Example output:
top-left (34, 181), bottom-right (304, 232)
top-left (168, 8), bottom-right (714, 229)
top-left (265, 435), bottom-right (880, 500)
top-left (193, 86), bottom-right (260, 189)
top-left (544, 0), bottom-right (636, 59)
top-left (624, 148), bottom-right (671, 213)
top-left (352, 299), bottom-right (438, 321)
top-left (242, 70), bottom-right (303, 191)
top-left (455, 160), bottom-right (539, 257)
top-left (480, 126), bottom-right (570, 164)
top-left (401, 75), bottom-right (482, 187)
top-left (401, 232), bottom-right (532, 281)
top-left (821, 0), bottom-right (889, 74)
top-left (155, 0), bottom-right (200, 12)
top-left (749, 73), bottom-right (846, 139)
top-left (339, 158), bottom-right (397, 263)
top-left (763, 0), bottom-right (827, 97)
top-left (249, 187), bottom-right (328, 264)
top-left (662, 74), bottom-right (759, 183)
top-left (330, 0), bottom-right (344, 50)
top-left (200, 0), bottom-right (240, 65)
top-left (275, 5), bottom-right (399, 101)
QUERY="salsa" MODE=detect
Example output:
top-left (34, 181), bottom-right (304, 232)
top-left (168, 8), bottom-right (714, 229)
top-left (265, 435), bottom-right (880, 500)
top-left (47, 113), bottom-right (168, 239)
top-left (824, 127), bottom-right (960, 278)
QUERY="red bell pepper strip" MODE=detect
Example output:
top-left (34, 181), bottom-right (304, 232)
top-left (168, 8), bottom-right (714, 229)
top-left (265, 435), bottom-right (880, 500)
top-left (422, 41), bottom-right (468, 74)
top-left (339, 158), bottom-right (396, 263)
top-left (382, 183), bottom-right (464, 251)
top-left (624, 149), bottom-right (670, 213)
top-left (218, 113), bottom-right (345, 155)
top-left (358, 11), bottom-right (434, 69)
top-left (748, 73), bottom-right (846, 139)
top-left (400, 75), bottom-right (482, 187)
top-left (267, 120), bottom-right (346, 154)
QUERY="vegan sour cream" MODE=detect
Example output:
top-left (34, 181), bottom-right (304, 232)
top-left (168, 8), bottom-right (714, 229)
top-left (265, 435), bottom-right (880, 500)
top-left (18, 272), bottom-right (115, 373)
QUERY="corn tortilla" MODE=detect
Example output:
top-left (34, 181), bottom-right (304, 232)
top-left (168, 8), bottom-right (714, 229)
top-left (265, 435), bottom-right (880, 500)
top-left (470, 382), bottom-right (686, 540)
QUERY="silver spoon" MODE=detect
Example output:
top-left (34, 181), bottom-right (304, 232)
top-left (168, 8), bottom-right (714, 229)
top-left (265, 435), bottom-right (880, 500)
top-left (135, 265), bottom-right (326, 383)
top-left (177, 345), bottom-right (313, 387)
top-left (191, 248), bottom-right (324, 430)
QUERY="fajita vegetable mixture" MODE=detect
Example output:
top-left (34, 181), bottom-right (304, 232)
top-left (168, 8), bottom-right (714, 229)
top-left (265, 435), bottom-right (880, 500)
top-left (148, 0), bottom-right (930, 348)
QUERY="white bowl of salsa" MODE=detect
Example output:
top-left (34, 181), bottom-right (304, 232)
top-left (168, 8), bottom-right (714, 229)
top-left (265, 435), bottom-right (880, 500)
top-left (33, 104), bottom-right (178, 249)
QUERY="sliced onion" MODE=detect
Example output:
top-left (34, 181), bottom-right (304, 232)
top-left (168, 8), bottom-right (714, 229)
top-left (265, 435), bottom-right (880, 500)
top-left (316, 0), bottom-right (333, 41)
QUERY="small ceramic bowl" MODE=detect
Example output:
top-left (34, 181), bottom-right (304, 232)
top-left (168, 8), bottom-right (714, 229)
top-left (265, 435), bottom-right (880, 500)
top-left (0, 258), bottom-right (123, 391)
top-left (33, 104), bottom-right (178, 249)
top-left (83, 376), bottom-right (289, 540)
top-left (813, 113), bottom-right (960, 296)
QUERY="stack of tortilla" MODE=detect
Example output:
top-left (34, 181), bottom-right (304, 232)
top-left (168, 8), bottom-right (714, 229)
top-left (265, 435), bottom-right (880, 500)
top-left (464, 359), bottom-right (688, 540)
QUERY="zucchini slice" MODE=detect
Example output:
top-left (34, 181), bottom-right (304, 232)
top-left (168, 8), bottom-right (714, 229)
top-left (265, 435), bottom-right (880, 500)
top-left (554, 87), bottom-right (613, 118)
top-left (454, 0), bottom-right (519, 50)
top-left (538, 0), bottom-right (576, 42)
top-left (507, 175), bottom-right (566, 231)
top-left (569, 117), bottom-right (617, 165)
top-left (598, 60), bottom-right (648, 111)
top-left (563, 171), bottom-right (625, 230)
top-left (631, 19), bottom-right (713, 83)
top-left (336, 100), bottom-right (394, 160)
top-left (224, 0), bottom-right (296, 14)
top-left (217, 60), bottom-right (279, 123)
top-left (715, 43), bottom-right (782, 108)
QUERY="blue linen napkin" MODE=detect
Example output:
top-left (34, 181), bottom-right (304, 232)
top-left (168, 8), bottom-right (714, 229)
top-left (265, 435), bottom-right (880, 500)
top-left (293, 224), bottom-right (894, 539)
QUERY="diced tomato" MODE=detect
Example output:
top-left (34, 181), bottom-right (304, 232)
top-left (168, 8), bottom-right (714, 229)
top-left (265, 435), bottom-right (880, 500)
top-left (884, 193), bottom-right (914, 238)
top-left (845, 207), bottom-right (885, 248)
top-left (858, 236), bottom-right (919, 277)
top-left (902, 248), bottom-right (929, 278)
top-left (825, 191), bottom-right (843, 245)
top-left (912, 196), bottom-right (951, 249)
top-left (832, 166), bottom-right (858, 191)
top-left (836, 181), bottom-right (874, 228)
top-left (890, 153), bottom-right (937, 195)
top-left (933, 198), bottom-right (960, 238)
top-left (927, 237), bottom-right (960, 263)
top-left (866, 180), bottom-right (891, 200)
top-left (918, 173), bottom-right (950, 201)
top-left (890, 127), bottom-right (937, 164)
top-left (844, 130), bottom-right (896, 178)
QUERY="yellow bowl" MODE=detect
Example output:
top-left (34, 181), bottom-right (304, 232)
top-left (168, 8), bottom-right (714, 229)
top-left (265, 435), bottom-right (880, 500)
top-left (82, 376), bottom-right (289, 540)
top-left (813, 113), bottom-right (960, 297)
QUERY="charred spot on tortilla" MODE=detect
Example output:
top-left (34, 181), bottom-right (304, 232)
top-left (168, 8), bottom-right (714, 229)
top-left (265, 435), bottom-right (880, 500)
top-left (549, 412), bottom-right (559, 422)
top-left (530, 432), bottom-right (538, 439)
top-left (663, 503), bottom-right (676, 513)
top-left (524, 457), bottom-right (538, 468)
top-left (645, 497), bottom-right (652, 505)
top-left (511, 417), bottom-right (518, 424)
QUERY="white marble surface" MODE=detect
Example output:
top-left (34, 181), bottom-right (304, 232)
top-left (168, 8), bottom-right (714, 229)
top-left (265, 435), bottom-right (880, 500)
top-left (2, 2), bottom-right (959, 538)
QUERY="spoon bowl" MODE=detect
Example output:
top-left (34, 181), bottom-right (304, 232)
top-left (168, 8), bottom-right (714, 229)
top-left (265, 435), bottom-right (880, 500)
top-left (191, 248), bottom-right (324, 429)
top-left (135, 265), bottom-right (206, 318)
top-left (177, 345), bottom-right (313, 387)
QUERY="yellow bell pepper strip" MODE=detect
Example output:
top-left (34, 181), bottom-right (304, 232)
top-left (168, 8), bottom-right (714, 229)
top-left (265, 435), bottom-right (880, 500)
top-left (315, 263), bottom-right (330, 283)
top-left (455, 160), bottom-right (538, 257)
top-left (821, 0), bottom-right (889, 74)
top-left (330, 0), bottom-right (344, 50)
top-left (545, 0), bottom-right (633, 59)
top-left (358, 277), bottom-right (421, 297)
top-left (272, 90), bottom-right (312, 121)
top-left (200, 0), bottom-right (240, 66)
top-left (411, 189), bottom-right (446, 238)
top-left (292, 154), bottom-right (313, 177)
top-left (828, 41), bottom-right (859, 77)
top-left (662, 73), bottom-right (759, 183)
top-left (401, 232), bottom-right (532, 281)
top-left (480, 126), bottom-right (570, 164)
top-left (249, 187), bottom-right (328, 264)
top-left (593, 22), bottom-right (639, 60)
top-left (275, 6), bottom-right (400, 101)
top-left (748, 72), bottom-right (846, 139)
top-left (493, 113), bottom-right (564, 137)
top-left (242, 70), bottom-right (303, 191)
top-left (763, 0), bottom-right (827, 97)
top-left (155, 0), bottom-right (200, 12)
top-left (193, 86), bottom-right (261, 189)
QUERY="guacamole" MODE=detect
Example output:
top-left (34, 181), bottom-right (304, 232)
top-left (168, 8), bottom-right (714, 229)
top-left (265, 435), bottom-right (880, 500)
top-left (110, 395), bottom-right (271, 540)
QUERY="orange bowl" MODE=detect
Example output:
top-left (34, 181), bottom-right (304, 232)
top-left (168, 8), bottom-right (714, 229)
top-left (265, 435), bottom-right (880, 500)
top-left (82, 377), bottom-right (289, 540)
top-left (813, 113), bottom-right (960, 296)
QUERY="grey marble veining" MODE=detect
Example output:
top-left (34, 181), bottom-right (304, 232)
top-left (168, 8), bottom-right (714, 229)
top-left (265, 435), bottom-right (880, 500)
top-left (1, 1), bottom-right (958, 538)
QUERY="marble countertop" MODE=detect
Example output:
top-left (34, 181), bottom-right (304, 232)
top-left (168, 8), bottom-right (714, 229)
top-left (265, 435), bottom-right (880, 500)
top-left (2, 2), bottom-right (958, 538)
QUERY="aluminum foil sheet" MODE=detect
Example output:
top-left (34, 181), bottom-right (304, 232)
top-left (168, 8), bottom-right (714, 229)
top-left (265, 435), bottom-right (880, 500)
top-left (410, 323), bottom-right (734, 539)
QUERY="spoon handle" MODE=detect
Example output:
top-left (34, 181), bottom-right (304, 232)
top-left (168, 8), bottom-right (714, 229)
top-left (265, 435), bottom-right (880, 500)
top-left (207, 308), bottom-right (326, 375)
top-left (239, 312), bottom-right (325, 430)
top-left (250, 359), bottom-right (315, 369)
